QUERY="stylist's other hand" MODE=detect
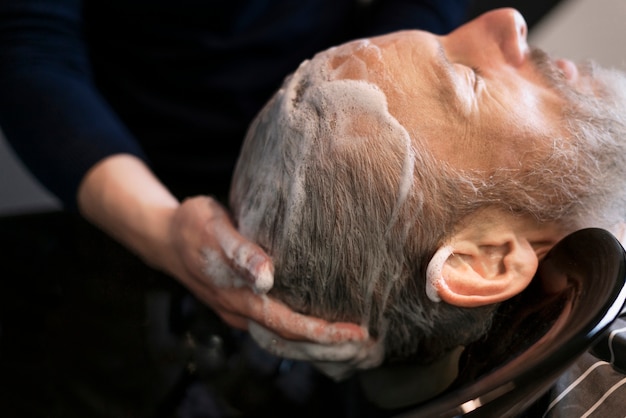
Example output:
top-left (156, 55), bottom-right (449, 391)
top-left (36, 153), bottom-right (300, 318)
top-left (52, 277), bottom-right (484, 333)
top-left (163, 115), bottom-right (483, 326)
top-left (167, 195), bottom-right (272, 328)
top-left (168, 196), bottom-right (367, 344)
top-left (78, 155), bottom-right (366, 346)
top-left (166, 197), bottom-right (368, 344)
top-left (248, 320), bottom-right (384, 381)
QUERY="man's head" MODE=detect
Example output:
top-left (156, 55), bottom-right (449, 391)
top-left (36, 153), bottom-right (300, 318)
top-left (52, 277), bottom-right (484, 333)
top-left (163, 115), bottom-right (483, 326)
top-left (229, 8), bottom-right (626, 366)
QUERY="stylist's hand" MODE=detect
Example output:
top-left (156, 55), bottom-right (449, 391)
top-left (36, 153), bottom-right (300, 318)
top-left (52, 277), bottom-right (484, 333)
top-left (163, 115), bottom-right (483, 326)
top-left (167, 196), bottom-right (366, 343)
top-left (78, 155), bottom-right (367, 345)
top-left (168, 198), bottom-right (382, 377)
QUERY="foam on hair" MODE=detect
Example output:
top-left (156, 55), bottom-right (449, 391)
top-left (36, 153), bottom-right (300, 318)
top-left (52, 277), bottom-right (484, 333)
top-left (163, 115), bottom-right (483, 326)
top-left (283, 78), bottom-right (419, 333)
top-left (281, 56), bottom-right (417, 337)
top-left (229, 41), bottom-right (498, 366)
top-left (231, 38), bottom-right (626, 371)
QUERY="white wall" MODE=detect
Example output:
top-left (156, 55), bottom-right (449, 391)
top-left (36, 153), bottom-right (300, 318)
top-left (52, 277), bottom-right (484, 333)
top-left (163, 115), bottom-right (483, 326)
top-left (0, 131), bottom-right (60, 214)
top-left (529, 0), bottom-right (626, 71)
top-left (1, 0), bottom-right (624, 215)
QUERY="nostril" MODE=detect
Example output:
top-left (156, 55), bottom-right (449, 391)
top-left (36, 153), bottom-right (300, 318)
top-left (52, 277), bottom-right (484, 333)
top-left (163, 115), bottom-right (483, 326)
top-left (512, 9), bottom-right (528, 39)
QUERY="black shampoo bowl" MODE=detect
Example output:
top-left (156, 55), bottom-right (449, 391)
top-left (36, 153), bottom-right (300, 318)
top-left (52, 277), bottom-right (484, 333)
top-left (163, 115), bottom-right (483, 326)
top-left (396, 228), bottom-right (626, 418)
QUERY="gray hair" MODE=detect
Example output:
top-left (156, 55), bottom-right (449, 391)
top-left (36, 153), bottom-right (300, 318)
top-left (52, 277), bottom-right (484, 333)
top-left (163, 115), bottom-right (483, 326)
top-left (229, 46), bottom-right (626, 365)
top-left (230, 53), bottom-right (496, 364)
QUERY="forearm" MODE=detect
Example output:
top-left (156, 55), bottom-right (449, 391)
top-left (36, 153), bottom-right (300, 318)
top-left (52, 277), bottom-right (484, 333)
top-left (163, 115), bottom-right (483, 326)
top-left (77, 154), bottom-right (179, 272)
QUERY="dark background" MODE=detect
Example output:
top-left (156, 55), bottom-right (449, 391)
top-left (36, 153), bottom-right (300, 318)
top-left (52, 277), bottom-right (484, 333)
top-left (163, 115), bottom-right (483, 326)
top-left (469, 0), bottom-right (565, 30)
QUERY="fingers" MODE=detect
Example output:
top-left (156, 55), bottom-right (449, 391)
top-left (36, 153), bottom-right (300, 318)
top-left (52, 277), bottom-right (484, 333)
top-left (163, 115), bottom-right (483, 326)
top-left (201, 236), bottom-right (274, 293)
top-left (227, 241), bottom-right (274, 293)
top-left (248, 322), bottom-right (385, 380)
top-left (249, 321), bottom-right (367, 361)
top-left (206, 199), bottom-right (274, 293)
top-left (201, 246), bottom-right (244, 288)
top-left (219, 311), bottom-right (249, 331)
top-left (175, 196), bottom-right (369, 354)
top-left (244, 293), bottom-right (368, 343)
top-left (195, 280), bottom-right (366, 344)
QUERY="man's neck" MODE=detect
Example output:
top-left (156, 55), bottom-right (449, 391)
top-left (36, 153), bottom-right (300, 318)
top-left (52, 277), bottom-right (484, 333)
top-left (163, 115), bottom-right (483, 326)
top-left (358, 346), bottom-right (465, 409)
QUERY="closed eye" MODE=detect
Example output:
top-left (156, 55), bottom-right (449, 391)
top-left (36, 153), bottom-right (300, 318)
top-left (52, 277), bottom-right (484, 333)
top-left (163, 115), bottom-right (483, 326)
top-left (471, 66), bottom-right (483, 91)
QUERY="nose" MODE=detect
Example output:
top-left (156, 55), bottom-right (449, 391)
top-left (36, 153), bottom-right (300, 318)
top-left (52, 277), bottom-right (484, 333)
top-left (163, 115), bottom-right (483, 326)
top-left (445, 8), bottom-right (529, 68)
top-left (481, 8), bottom-right (529, 66)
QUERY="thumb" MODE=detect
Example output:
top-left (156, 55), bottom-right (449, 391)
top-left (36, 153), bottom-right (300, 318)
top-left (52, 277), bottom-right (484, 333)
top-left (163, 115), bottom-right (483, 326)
top-left (213, 216), bottom-right (274, 293)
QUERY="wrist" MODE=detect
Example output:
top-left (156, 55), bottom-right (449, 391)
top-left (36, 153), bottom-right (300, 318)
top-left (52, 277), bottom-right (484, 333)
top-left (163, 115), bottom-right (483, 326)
top-left (130, 199), bottom-right (179, 272)
top-left (78, 154), bottom-right (180, 271)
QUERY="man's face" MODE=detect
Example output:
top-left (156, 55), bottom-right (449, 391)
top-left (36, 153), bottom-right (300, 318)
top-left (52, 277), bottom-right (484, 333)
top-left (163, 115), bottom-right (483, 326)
top-left (326, 8), bottom-right (591, 173)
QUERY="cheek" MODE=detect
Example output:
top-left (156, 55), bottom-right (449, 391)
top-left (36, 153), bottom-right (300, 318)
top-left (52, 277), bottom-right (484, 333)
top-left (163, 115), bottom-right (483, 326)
top-left (402, 113), bottom-right (465, 163)
top-left (503, 75), bottom-right (562, 129)
top-left (480, 80), bottom-right (560, 162)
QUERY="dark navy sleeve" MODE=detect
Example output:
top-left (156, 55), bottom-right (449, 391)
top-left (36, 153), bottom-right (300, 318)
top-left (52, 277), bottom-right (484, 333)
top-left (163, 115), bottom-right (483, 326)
top-left (0, 0), bottom-right (470, 211)
top-left (363, 0), bottom-right (471, 36)
top-left (0, 0), bottom-right (146, 211)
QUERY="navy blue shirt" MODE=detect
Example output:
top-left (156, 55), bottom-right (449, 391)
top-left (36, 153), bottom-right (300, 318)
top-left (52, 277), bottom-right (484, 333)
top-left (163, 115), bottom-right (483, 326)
top-left (0, 0), bottom-right (469, 209)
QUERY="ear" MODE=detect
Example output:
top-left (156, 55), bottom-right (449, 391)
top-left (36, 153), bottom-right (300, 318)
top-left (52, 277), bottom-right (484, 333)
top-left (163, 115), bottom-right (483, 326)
top-left (426, 213), bottom-right (539, 308)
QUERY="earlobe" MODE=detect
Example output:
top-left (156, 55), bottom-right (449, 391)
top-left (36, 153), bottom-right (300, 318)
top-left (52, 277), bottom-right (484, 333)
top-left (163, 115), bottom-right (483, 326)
top-left (426, 217), bottom-right (539, 308)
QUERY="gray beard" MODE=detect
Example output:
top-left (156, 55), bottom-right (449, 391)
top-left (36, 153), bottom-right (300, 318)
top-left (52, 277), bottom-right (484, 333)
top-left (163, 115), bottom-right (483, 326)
top-left (517, 49), bottom-right (626, 231)
top-left (561, 62), bottom-right (626, 229)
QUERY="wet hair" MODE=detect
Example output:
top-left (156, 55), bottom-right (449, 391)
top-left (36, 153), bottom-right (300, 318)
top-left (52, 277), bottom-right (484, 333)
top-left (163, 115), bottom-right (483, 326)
top-left (230, 47), bottom-right (495, 365)
top-left (229, 39), bottom-right (626, 365)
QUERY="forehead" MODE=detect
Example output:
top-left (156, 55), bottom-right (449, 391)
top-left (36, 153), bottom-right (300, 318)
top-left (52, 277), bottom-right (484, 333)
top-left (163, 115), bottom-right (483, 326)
top-left (314, 31), bottom-right (564, 173)
top-left (324, 31), bottom-right (439, 94)
top-left (326, 32), bottom-right (452, 110)
top-left (319, 32), bottom-right (467, 155)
